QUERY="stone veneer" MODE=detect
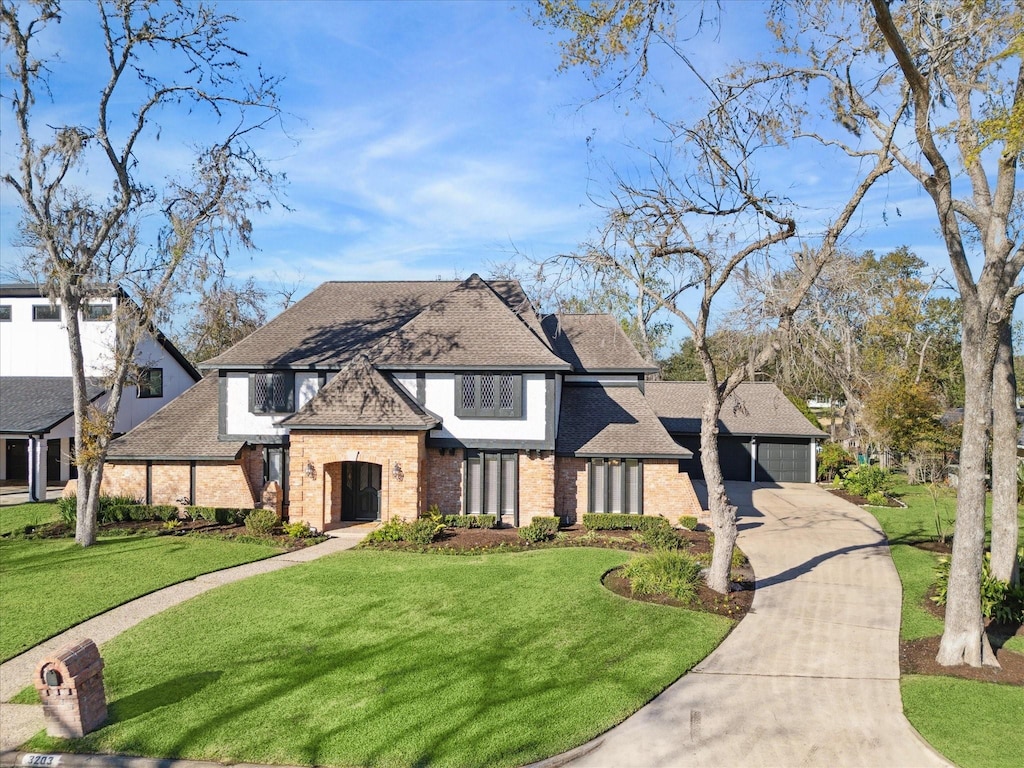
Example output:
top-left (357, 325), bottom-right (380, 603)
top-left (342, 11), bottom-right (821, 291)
top-left (288, 429), bottom-right (426, 530)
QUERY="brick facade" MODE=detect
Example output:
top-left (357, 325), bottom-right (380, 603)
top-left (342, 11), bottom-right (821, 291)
top-left (98, 454), bottom-right (260, 509)
top-left (424, 447), bottom-right (462, 515)
top-left (518, 451), bottom-right (555, 526)
top-left (288, 430), bottom-right (426, 531)
top-left (555, 456), bottom-right (588, 524)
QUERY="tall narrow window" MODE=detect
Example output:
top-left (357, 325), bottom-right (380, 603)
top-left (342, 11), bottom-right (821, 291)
top-left (465, 450), bottom-right (518, 520)
top-left (137, 368), bottom-right (163, 398)
top-left (589, 458), bottom-right (642, 514)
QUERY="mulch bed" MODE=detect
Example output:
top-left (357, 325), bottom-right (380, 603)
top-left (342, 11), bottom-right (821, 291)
top-left (826, 487), bottom-right (904, 507)
top-left (603, 568), bottom-right (754, 620)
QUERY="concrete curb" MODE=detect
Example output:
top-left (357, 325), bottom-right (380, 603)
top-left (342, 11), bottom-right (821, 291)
top-left (0, 750), bottom-right (308, 768)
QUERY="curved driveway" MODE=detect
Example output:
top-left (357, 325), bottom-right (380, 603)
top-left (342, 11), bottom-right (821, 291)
top-left (553, 483), bottom-right (950, 768)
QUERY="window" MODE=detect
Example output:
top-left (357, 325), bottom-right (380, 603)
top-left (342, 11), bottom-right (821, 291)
top-left (84, 303), bottom-right (112, 321)
top-left (32, 304), bottom-right (61, 321)
top-left (589, 458), bottom-right (642, 514)
top-left (137, 368), bottom-right (163, 398)
top-left (0, 305), bottom-right (10, 321)
top-left (455, 373), bottom-right (522, 418)
top-left (465, 450), bottom-right (517, 518)
top-left (249, 371), bottom-right (295, 413)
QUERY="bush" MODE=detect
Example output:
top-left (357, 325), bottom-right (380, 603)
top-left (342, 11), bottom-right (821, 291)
top-left (187, 506), bottom-right (249, 524)
top-left (57, 495), bottom-right (77, 526)
top-left (840, 464), bottom-right (894, 498)
top-left (59, 494), bottom-right (176, 525)
top-left (622, 550), bottom-right (703, 603)
top-left (817, 442), bottom-right (854, 482)
top-left (244, 508), bottom-right (278, 536)
top-left (366, 519), bottom-right (408, 543)
top-left (865, 491), bottom-right (888, 507)
top-left (641, 524), bottom-right (681, 550)
top-left (582, 513), bottom-right (670, 532)
top-left (679, 516), bottom-right (698, 530)
top-left (933, 553), bottom-right (1024, 624)
top-left (519, 516), bottom-right (560, 543)
top-left (405, 517), bottom-right (444, 545)
top-left (282, 520), bottom-right (313, 539)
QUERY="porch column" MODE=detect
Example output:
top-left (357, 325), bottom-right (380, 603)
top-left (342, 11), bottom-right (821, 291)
top-left (810, 439), bottom-right (818, 484)
top-left (749, 437), bottom-right (757, 483)
top-left (29, 435), bottom-right (48, 502)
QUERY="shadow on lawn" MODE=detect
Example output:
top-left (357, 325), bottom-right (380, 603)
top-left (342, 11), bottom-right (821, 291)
top-left (110, 671), bottom-right (223, 721)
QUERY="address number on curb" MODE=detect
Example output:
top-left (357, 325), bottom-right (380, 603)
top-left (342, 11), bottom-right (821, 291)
top-left (21, 755), bottom-right (61, 766)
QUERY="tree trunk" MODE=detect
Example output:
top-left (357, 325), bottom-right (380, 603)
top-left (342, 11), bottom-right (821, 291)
top-left (990, 321), bottom-right (1020, 585)
top-left (936, 314), bottom-right (999, 667)
top-left (65, 293), bottom-right (98, 547)
top-left (701, 384), bottom-right (737, 594)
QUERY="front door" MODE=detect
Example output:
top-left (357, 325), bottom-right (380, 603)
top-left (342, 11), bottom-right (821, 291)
top-left (342, 461), bottom-right (381, 521)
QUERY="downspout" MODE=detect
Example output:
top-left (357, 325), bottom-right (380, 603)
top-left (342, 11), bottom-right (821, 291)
top-left (749, 437), bottom-right (757, 483)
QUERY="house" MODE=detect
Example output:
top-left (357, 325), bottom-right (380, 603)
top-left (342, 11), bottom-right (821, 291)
top-left (0, 284), bottom-right (201, 500)
top-left (646, 381), bottom-right (828, 483)
top-left (101, 275), bottom-right (707, 527)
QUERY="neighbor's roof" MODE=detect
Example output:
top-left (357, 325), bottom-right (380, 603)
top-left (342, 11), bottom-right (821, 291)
top-left (201, 275), bottom-right (564, 371)
top-left (555, 384), bottom-right (691, 459)
top-left (0, 377), bottom-right (106, 434)
top-left (542, 314), bottom-right (656, 374)
top-left (106, 376), bottom-right (243, 460)
top-left (646, 381), bottom-right (828, 438)
top-left (280, 358), bottom-right (438, 431)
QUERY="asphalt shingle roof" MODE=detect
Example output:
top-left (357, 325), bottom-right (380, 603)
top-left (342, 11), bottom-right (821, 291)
top-left (645, 381), bottom-right (828, 438)
top-left (542, 314), bottom-right (656, 373)
top-left (280, 358), bottom-right (438, 430)
top-left (201, 275), bottom-right (563, 371)
top-left (372, 275), bottom-right (568, 370)
top-left (556, 385), bottom-right (691, 458)
top-left (106, 376), bottom-right (243, 460)
top-left (0, 377), bottom-right (105, 434)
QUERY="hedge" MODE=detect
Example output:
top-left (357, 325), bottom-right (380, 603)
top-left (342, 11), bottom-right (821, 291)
top-left (582, 513), bottom-right (670, 532)
top-left (186, 506), bottom-right (252, 525)
top-left (443, 514), bottom-right (498, 529)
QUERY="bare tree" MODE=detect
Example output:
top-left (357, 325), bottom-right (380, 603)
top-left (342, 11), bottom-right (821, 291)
top-left (2, 0), bottom-right (283, 546)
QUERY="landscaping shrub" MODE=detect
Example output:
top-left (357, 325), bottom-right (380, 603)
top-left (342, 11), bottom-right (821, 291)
top-left (282, 521), bottom-right (313, 539)
top-left (243, 508), bottom-right (278, 536)
top-left (865, 491), bottom-right (888, 507)
top-left (518, 516), bottom-right (560, 543)
top-left (405, 517), bottom-right (444, 545)
top-left (817, 442), bottom-right (854, 481)
top-left (840, 464), bottom-right (894, 498)
top-left (582, 513), bottom-right (670, 532)
top-left (366, 519), bottom-right (408, 542)
top-left (641, 524), bottom-right (681, 550)
top-left (188, 506), bottom-right (249, 524)
top-left (679, 516), bottom-right (698, 530)
top-left (622, 550), bottom-right (703, 602)
top-left (59, 494), bottom-right (171, 525)
top-left (933, 552), bottom-right (1024, 624)
top-left (444, 515), bottom-right (476, 528)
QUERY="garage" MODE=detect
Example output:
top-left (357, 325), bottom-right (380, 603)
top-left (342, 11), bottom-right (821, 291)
top-left (756, 439), bottom-right (812, 483)
top-left (647, 381), bottom-right (827, 484)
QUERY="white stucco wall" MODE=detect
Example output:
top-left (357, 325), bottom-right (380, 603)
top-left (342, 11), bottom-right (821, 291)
top-left (222, 371), bottom-right (321, 437)
top-left (424, 372), bottom-right (549, 442)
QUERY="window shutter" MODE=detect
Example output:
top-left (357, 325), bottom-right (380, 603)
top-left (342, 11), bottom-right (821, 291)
top-left (608, 459), bottom-right (623, 514)
top-left (466, 451), bottom-right (482, 514)
top-left (590, 459), bottom-right (606, 513)
top-left (501, 453), bottom-right (517, 516)
top-left (625, 459), bottom-right (640, 514)
top-left (484, 452), bottom-right (500, 515)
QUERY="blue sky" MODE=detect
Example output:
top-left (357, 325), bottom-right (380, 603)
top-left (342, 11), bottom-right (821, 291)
top-left (0, 0), bottom-right (992, 344)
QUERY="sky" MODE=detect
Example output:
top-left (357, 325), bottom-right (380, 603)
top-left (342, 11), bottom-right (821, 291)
top-left (0, 0), bottom-right (1005, 347)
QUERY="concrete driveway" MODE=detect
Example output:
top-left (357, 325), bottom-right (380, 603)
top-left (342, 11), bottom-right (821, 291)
top-left (549, 483), bottom-right (950, 768)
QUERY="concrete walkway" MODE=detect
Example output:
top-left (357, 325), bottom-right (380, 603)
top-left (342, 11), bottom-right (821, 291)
top-left (546, 483), bottom-right (951, 768)
top-left (0, 528), bottom-right (371, 754)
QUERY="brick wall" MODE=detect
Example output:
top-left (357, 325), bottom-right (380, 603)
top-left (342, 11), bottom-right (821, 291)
top-left (518, 451), bottom-right (554, 526)
top-left (424, 447), bottom-right (462, 515)
top-left (99, 463), bottom-right (146, 500)
top-left (553, 456), bottom-right (703, 526)
top-left (288, 430), bottom-right (426, 530)
top-left (555, 456), bottom-right (587, 523)
top-left (195, 460), bottom-right (259, 508)
top-left (151, 462), bottom-right (189, 504)
top-left (643, 460), bottom-right (703, 524)
top-left (100, 457), bottom-right (259, 509)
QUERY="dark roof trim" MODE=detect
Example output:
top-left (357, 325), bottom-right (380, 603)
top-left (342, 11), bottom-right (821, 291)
top-left (666, 429), bottom-right (824, 440)
top-left (105, 452), bottom-right (243, 462)
top-left (376, 363), bottom-right (572, 372)
top-left (558, 450), bottom-right (693, 460)
top-left (286, 422), bottom-right (436, 432)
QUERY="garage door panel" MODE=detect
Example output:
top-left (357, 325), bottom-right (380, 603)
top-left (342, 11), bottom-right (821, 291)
top-left (756, 440), bottom-right (810, 483)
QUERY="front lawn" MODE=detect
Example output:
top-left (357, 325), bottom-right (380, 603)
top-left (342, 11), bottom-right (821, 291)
top-left (22, 548), bottom-right (733, 767)
top-left (0, 527), bottom-right (283, 662)
top-left (868, 479), bottom-right (1024, 768)
top-left (0, 500), bottom-right (61, 536)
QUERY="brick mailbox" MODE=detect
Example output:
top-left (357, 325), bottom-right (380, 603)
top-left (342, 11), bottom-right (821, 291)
top-left (34, 639), bottom-right (107, 738)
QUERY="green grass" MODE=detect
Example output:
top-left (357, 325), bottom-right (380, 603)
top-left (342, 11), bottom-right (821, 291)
top-left (22, 548), bottom-right (733, 767)
top-left (902, 676), bottom-right (1024, 768)
top-left (0, 501), bottom-right (61, 536)
top-left (869, 479), bottom-right (1024, 767)
top-left (0, 533), bottom-right (282, 662)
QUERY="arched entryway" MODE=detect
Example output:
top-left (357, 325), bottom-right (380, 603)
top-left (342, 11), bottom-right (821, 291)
top-left (342, 461), bottom-right (381, 521)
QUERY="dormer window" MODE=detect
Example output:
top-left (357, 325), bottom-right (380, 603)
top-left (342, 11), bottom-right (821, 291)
top-left (250, 371), bottom-right (295, 414)
top-left (455, 373), bottom-right (521, 418)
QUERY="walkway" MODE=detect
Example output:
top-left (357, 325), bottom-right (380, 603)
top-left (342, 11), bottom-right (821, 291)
top-left (0, 527), bottom-right (371, 753)
top-left (547, 483), bottom-right (950, 767)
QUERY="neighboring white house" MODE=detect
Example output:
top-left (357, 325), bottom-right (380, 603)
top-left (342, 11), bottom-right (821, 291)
top-left (0, 284), bottom-right (200, 500)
